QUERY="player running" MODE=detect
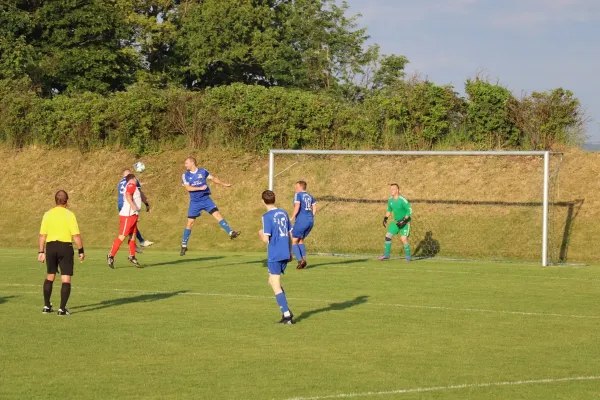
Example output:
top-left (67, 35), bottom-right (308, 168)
top-left (118, 168), bottom-right (153, 253)
top-left (379, 183), bottom-right (412, 261)
top-left (291, 180), bottom-right (317, 269)
top-left (108, 173), bottom-right (142, 269)
top-left (180, 157), bottom-right (240, 256)
top-left (259, 190), bottom-right (294, 324)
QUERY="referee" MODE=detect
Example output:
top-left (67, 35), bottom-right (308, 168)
top-left (38, 190), bottom-right (84, 316)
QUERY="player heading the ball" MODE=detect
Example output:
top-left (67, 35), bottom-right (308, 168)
top-left (118, 168), bottom-right (153, 253)
top-left (108, 173), bottom-right (142, 269)
top-left (379, 183), bottom-right (412, 262)
top-left (291, 180), bottom-right (317, 269)
top-left (180, 157), bottom-right (240, 256)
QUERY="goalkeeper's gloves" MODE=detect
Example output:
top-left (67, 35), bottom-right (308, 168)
top-left (382, 216), bottom-right (388, 228)
top-left (396, 218), bottom-right (409, 229)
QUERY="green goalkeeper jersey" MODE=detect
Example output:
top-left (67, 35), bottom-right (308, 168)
top-left (387, 195), bottom-right (412, 222)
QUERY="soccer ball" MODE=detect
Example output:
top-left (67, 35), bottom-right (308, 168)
top-left (133, 162), bottom-right (146, 173)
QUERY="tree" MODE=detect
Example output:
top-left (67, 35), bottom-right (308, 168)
top-left (0, 1), bottom-right (39, 80)
top-left (172, 0), bottom-right (373, 90)
top-left (371, 54), bottom-right (409, 89)
top-left (176, 0), bottom-right (278, 88)
top-left (34, 0), bottom-right (140, 94)
top-left (119, 0), bottom-right (182, 83)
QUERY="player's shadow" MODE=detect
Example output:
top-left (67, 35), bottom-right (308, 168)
top-left (0, 295), bottom-right (16, 305)
top-left (71, 290), bottom-right (188, 313)
top-left (217, 259), bottom-right (268, 268)
top-left (144, 256), bottom-right (224, 268)
top-left (413, 231), bottom-right (440, 259)
top-left (293, 295), bottom-right (369, 323)
top-left (307, 258), bottom-right (369, 269)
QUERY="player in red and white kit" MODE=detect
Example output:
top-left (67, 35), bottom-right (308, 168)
top-left (107, 173), bottom-right (142, 269)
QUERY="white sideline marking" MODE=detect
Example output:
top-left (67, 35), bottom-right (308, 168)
top-left (1, 284), bottom-right (599, 319)
top-left (279, 376), bottom-right (600, 400)
top-left (324, 264), bottom-right (600, 282)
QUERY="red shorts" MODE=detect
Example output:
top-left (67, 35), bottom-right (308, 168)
top-left (119, 215), bottom-right (138, 237)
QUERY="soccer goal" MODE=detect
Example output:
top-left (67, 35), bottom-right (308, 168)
top-left (268, 150), bottom-right (565, 266)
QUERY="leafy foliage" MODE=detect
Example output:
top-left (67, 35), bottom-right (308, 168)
top-left (465, 78), bottom-right (521, 148)
top-left (0, 0), bottom-right (587, 152)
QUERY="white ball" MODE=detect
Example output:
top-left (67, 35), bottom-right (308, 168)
top-left (133, 162), bottom-right (146, 173)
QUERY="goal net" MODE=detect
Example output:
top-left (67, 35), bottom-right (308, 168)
top-left (269, 150), bottom-right (565, 266)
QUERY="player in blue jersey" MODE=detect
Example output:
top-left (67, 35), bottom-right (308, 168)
top-left (118, 169), bottom-right (153, 252)
top-left (291, 181), bottom-right (317, 269)
top-left (180, 157), bottom-right (240, 256)
top-left (259, 190), bottom-right (294, 324)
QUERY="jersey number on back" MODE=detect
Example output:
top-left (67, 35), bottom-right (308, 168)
top-left (277, 218), bottom-right (288, 237)
top-left (304, 198), bottom-right (312, 211)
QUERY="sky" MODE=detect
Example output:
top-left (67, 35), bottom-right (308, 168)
top-left (344, 0), bottom-right (600, 142)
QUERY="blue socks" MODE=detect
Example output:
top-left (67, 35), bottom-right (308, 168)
top-left (292, 244), bottom-right (307, 260)
top-left (275, 292), bottom-right (290, 314)
top-left (298, 244), bottom-right (306, 258)
top-left (182, 228), bottom-right (192, 246)
top-left (219, 219), bottom-right (232, 235)
top-left (136, 230), bottom-right (144, 243)
top-left (292, 244), bottom-right (302, 261)
top-left (183, 220), bottom-right (232, 245)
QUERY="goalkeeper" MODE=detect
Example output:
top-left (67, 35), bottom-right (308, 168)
top-left (379, 183), bottom-right (412, 262)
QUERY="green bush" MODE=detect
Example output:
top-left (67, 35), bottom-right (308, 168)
top-left (0, 78), bottom-right (585, 154)
top-left (465, 78), bottom-right (521, 148)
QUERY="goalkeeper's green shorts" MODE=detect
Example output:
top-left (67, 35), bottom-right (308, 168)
top-left (387, 222), bottom-right (411, 237)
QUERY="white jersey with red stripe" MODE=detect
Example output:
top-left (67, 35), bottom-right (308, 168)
top-left (119, 182), bottom-right (142, 217)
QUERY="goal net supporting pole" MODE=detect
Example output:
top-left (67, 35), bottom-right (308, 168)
top-left (269, 149), bottom-right (554, 266)
top-left (542, 151), bottom-right (550, 267)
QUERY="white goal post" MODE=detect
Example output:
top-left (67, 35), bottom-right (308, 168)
top-left (268, 149), bottom-right (556, 266)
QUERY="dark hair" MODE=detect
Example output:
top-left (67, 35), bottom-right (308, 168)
top-left (262, 190), bottom-right (276, 205)
top-left (186, 156), bottom-right (197, 165)
top-left (390, 183), bottom-right (400, 190)
top-left (55, 190), bottom-right (69, 205)
top-left (296, 180), bottom-right (307, 190)
top-left (125, 173), bottom-right (136, 182)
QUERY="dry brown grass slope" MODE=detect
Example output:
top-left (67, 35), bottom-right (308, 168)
top-left (0, 146), bottom-right (597, 263)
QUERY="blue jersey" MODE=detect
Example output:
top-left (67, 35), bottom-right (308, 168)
top-left (262, 208), bottom-right (292, 262)
top-left (117, 177), bottom-right (141, 211)
top-left (182, 168), bottom-right (211, 202)
top-left (294, 191), bottom-right (316, 221)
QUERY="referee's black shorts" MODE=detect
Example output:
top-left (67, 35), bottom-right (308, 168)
top-left (46, 241), bottom-right (75, 276)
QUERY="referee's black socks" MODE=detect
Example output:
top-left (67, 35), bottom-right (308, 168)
top-left (43, 279), bottom-right (53, 308)
top-left (60, 283), bottom-right (71, 310)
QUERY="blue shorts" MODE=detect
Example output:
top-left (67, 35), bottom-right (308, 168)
top-left (188, 197), bottom-right (218, 218)
top-left (292, 220), bottom-right (314, 239)
top-left (267, 261), bottom-right (288, 275)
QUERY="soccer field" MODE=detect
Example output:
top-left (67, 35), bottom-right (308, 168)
top-left (1, 249), bottom-right (599, 400)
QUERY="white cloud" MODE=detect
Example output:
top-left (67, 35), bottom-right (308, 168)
top-left (349, 0), bottom-right (480, 24)
top-left (348, 0), bottom-right (598, 32)
top-left (488, 0), bottom-right (598, 32)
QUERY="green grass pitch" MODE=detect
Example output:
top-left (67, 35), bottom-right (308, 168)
top-left (1, 249), bottom-right (599, 400)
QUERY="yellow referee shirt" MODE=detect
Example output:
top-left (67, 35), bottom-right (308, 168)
top-left (40, 207), bottom-right (80, 243)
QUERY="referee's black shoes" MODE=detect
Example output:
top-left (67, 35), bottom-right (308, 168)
top-left (42, 305), bottom-right (54, 314)
top-left (58, 309), bottom-right (71, 316)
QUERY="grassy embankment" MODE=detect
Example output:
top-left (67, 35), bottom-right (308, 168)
top-left (0, 146), bottom-right (597, 263)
